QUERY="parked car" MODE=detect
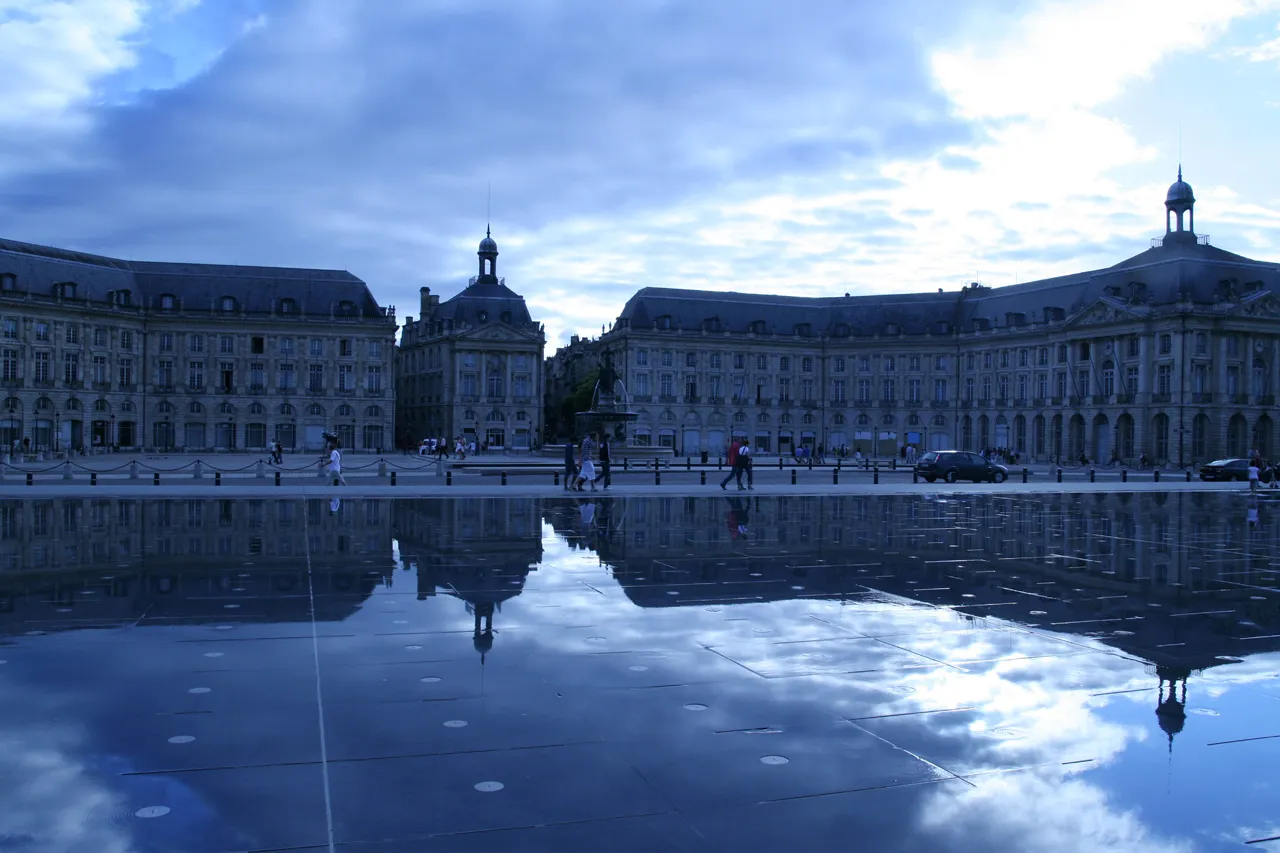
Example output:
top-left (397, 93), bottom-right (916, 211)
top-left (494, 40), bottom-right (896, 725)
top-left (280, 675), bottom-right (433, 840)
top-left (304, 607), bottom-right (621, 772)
top-left (915, 450), bottom-right (1009, 484)
top-left (1199, 458), bottom-right (1272, 482)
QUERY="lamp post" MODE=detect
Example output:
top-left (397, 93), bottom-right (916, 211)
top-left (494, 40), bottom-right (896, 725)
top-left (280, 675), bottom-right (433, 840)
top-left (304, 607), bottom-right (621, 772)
top-left (54, 411), bottom-right (60, 454)
top-left (109, 414), bottom-right (115, 452)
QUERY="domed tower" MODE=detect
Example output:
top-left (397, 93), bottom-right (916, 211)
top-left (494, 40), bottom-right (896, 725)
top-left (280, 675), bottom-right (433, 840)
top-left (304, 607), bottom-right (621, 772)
top-left (1165, 166), bottom-right (1196, 239)
top-left (477, 226), bottom-right (499, 281)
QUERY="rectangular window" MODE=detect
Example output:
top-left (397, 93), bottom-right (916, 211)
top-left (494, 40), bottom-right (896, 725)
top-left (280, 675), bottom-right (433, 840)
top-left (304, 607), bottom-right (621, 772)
top-left (1017, 375), bottom-right (1027, 399)
top-left (907, 378), bottom-right (921, 402)
top-left (982, 353), bottom-right (992, 369)
top-left (1157, 364), bottom-right (1172, 396)
top-left (780, 356), bottom-right (791, 372)
top-left (251, 336), bottom-right (265, 354)
top-left (120, 331), bottom-right (132, 351)
top-left (858, 356), bottom-right (870, 372)
top-left (1, 319), bottom-right (16, 340)
top-left (1057, 344), bottom-right (1067, 363)
top-left (461, 373), bottom-right (478, 396)
top-left (1076, 370), bottom-right (1089, 395)
top-left (35, 323), bottom-right (49, 342)
top-left (249, 362), bottom-right (265, 391)
top-left (219, 361), bottom-right (234, 392)
top-left (684, 376), bottom-right (697, 400)
top-left (367, 365), bottom-right (383, 392)
top-left (190, 334), bottom-right (204, 353)
top-left (1037, 347), bottom-right (1048, 366)
top-left (634, 373), bottom-right (649, 396)
top-left (1192, 363), bottom-right (1207, 393)
top-left (93, 356), bottom-right (107, 384)
top-left (660, 373), bottom-right (673, 397)
top-left (1, 349), bottom-right (16, 381)
top-left (158, 332), bottom-right (173, 352)
top-left (280, 337), bottom-right (294, 356)
top-left (833, 379), bottom-right (847, 402)
top-left (801, 378), bottom-right (814, 402)
top-left (779, 378), bottom-right (791, 402)
top-left (1227, 335), bottom-right (1240, 357)
top-left (709, 375), bottom-right (722, 397)
top-left (309, 363), bottom-right (324, 391)
top-left (834, 356), bottom-right (845, 373)
top-left (964, 377), bottom-right (974, 401)
top-left (1227, 365), bottom-right (1240, 396)
top-left (188, 360), bottom-right (205, 390)
top-left (157, 360), bottom-right (173, 387)
top-left (93, 328), bottom-right (106, 347)
top-left (1037, 373), bottom-right (1047, 398)
top-left (934, 355), bottom-right (946, 370)
top-left (881, 378), bottom-right (895, 401)
top-left (1055, 372), bottom-right (1067, 398)
top-left (998, 376), bottom-right (1009, 399)
top-left (514, 373), bottom-right (530, 398)
top-left (486, 370), bottom-right (505, 398)
top-left (338, 364), bottom-right (353, 391)
top-left (369, 340), bottom-right (383, 359)
top-left (310, 338), bottom-right (324, 358)
top-left (63, 352), bottom-right (78, 383)
top-left (981, 376), bottom-right (991, 400)
top-left (909, 355), bottom-right (921, 372)
top-left (802, 357), bottom-right (814, 373)
top-left (277, 363), bottom-right (295, 390)
top-left (340, 339), bottom-right (353, 357)
top-left (685, 352), bottom-right (696, 368)
top-left (1128, 337), bottom-right (1140, 358)
top-left (1019, 349), bottom-right (1029, 368)
top-left (1000, 351), bottom-right (1009, 369)
top-left (34, 351), bottom-right (49, 382)
top-left (66, 324), bottom-right (80, 345)
top-left (1125, 366), bottom-right (1139, 395)
top-left (884, 355), bottom-right (896, 372)
top-left (710, 352), bottom-right (721, 369)
top-left (857, 379), bottom-right (871, 404)
top-left (965, 353), bottom-right (975, 371)
top-left (661, 350), bottom-right (673, 367)
top-left (220, 334), bottom-right (234, 354)
top-left (636, 349), bottom-right (648, 366)
top-left (119, 358), bottom-right (134, 387)
top-left (1158, 334), bottom-right (1172, 355)
top-left (933, 378), bottom-right (947, 402)
top-left (1080, 342), bottom-right (1091, 359)
top-left (756, 354), bottom-right (767, 370)
top-left (1194, 333), bottom-right (1207, 355)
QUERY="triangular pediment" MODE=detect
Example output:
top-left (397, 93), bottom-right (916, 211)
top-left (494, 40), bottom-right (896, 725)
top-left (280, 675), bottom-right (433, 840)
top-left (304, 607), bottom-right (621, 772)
top-left (1229, 291), bottom-right (1280, 319)
top-left (458, 324), bottom-right (535, 342)
top-left (1065, 297), bottom-right (1143, 328)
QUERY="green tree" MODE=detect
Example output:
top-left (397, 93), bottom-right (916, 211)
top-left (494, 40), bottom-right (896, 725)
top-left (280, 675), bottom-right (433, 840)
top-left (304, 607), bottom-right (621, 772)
top-left (557, 368), bottom-right (599, 441)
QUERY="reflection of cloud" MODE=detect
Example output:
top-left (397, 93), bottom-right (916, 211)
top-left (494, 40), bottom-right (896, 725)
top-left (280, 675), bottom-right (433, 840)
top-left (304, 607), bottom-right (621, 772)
top-left (920, 769), bottom-right (1196, 853)
top-left (0, 679), bottom-right (135, 853)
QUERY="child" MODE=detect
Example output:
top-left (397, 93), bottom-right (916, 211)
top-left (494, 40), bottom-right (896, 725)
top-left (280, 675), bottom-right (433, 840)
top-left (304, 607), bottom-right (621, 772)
top-left (1248, 461), bottom-right (1260, 493)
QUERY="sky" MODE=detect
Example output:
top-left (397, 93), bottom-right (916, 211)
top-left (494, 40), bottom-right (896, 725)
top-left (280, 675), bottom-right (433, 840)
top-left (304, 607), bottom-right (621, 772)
top-left (2, 0), bottom-right (1280, 348)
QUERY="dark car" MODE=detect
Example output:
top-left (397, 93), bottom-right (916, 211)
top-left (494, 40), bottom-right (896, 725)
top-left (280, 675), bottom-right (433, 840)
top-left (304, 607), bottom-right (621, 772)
top-left (915, 450), bottom-right (1008, 484)
top-left (1199, 458), bottom-right (1272, 482)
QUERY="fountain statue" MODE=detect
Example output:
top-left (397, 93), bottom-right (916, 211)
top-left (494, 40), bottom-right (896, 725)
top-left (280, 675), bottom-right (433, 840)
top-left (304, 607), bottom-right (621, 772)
top-left (575, 351), bottom-right (639, 445)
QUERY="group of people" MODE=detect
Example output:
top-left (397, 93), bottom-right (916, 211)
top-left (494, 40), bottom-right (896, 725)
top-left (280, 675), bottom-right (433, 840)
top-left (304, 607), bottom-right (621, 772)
top-left (719, 437), bottom-right (754, 491)
top-left (417, 436), bottom-right (479, 459)
top-left (563, 433), bottom-right (612, 492)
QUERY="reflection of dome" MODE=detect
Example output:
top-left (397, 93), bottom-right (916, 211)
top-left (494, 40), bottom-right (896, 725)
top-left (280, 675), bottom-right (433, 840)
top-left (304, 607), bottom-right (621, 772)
top-left (473, 629), bottom-right (494, 656)
top-left (1155, 665), bottom-right (1190, 752)
top-left (1165, 168), bottom-right (1195, 206)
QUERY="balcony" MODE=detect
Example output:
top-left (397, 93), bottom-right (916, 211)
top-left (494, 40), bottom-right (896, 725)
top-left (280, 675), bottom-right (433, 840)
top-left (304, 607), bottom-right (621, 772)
top-left (1191, 392), bottom-right (1212, 404)
top-left (1032, 398), bottom-right (1046, 407)
top-left (960, 400), bottom-right (974, 409)
top-left (154, 383), bottom-right (174, 394)
top-left (91, 380), bottom-right (111, 391)
top-left (1151, 393), bottom-right (1172, 403)
top-left (659, 394), bottom-right (677, 403)
top-left (1067, 396), bottom-right (1083, 406)
top-left (708, 396), bottom-right (725, 405)
top-left (905, 399), bottom-right (923, 408)
top-left (217, 385), bottom-right (235, 394)
top-left (0, 378), bottom-right (22, 388)
top-left (994, 398), bottom-right (1009, 408)
top-left (632, 394), bottom-right (652, 403)
top-left (878, 400), bottom-right (897, 408)
top-left (1014, 398), bottom-right (1028, 408)
top-left (459, 395), bottom-right (479, 403)
top-left (248, 384), bottom-right (266, 394)
top-left (778, 398), bottom-right (794, 408)
top-left (1050, 397), bottom-right (1063, 405)
top-left (365, 388), bottom-right (386, 397)
top-left (930, 399), bottom-right (949, 408)
top-left (337, 387), bottom-right (357, 396)
top-left (1258, 395), bottom-right (1276, 406)
top-left (683, 395), bottom-right (700, 404)
top-left (278, 386), bottom-right (295, 396)
top-left (829, 400), bottom-right (848, 408)
top-left (1115, 394), bottom-right (1133, 404)
top-left (1233, 394), bottom-right (1249, 405)
top-left (33, 379), bottom-right (54, 389)
top-left (307, 387), bottom-right (327, 396)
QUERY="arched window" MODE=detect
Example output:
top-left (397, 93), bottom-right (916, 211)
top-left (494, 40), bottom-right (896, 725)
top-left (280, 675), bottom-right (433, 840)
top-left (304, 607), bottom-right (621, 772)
top-left (857, 414), bottom-right (870, 425)
top-left (338, 300), bottom-right (356, 316)
top-left (932, 414), bottom-right (946, 427)
top-left (501, 311), bottom-right (512, 324)
top-left (188, 402), bottom-right (204, 415)
top-left (159, 294), bottom-right (177, 310)
top-left (248, 402), bottom-right (265, 415)
top-left (515, 410), bottom-right (528, 421)
top-left (802, 414), bottom-right (814, 424)
top-left (36, 397), bottom-right (53, 412)
top-left (365, 405), bottom-right (383, 418)
top-left (220, 296), bottom-right (237, 312)
top-left (486, 410), bottom-right (505, 423)
top-left (279, 403), bottom-right (294, 416)
top-left (336, 404), bottom-right (353, 417)
top-left (757, 412), bottom-right (769, 423)
top-left (1253, 358), bottom-right (1268, 396)
top-left (882, 414), bottom-right (895, 425)
top-left (91, 399), bottom-right (107, 413)
top-left (781, 413), bottom-right (792, 425)
top-left (733, 412), bottom-right (747, 423)
top-left (65, 398), bottom-right (81, 411)
top-left (463, 409), bottom-right (477, 421)
top-left (833, 414), bottom-right (845, 425)
top-left (157, 401), bottom-right (172, 414)
top-left (3, 396), bottom-right (19, 412)
top-left (121, 401), bottom-right (135, 413)
top-left (219, 402), bottom-right (235, 415)
top-left (308, 403), bottom-right (324, 417)
top-left (907, 414), bottom-right (920, 426)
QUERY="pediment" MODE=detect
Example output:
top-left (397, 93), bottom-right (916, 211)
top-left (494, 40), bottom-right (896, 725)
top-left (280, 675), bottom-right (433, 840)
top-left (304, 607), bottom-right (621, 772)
top-left (459, 324), bottom-right (534, 342)
top-left (1066, 298), bottom-right (1141, 328)
top-left (1231, 292), bottom-right (1280, 319)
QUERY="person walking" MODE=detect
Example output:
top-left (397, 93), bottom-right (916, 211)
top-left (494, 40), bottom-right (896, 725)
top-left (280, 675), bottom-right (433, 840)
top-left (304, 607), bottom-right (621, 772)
top-left (323, 441), bottom-right (346, 486)
top-left (720, 438), bottom-right (742, 490)
top-left (739, 437), bottom-right (754, 490)
top-left (594, 433), bottom-right (611, 489)
top-left (574, 438), bottom-right (597, 492)
top-left (1248, 459), bottom-right (1261, 493)
top-left (563, 438), bottom-right (577, 490)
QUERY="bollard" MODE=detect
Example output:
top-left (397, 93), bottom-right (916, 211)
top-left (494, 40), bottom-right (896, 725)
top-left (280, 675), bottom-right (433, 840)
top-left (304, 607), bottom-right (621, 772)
top-left (1121, 469), bottom-right (1128, 482)
top-left (700, 470), bottom-right (707, 485)
top-left (215, 471), bottom-right (222, 486)
top-left (26, 472), bottom-right (33, 486)
top-left (778, 457), bottom-right (783, 470)
top-left (808, 458), bottom-right (813, 471)
top-left (391, 471), bottom-right (397, 486)
top-left (686, 457), bottom-right (691, 471)
top-left (1022, 467), bottom-right (1028, 484)
top-left (501, 471), bottom-right (507, 486)
top-left (275, 470), bottom-right (282, 486)
top-left (833, 469), bottom-right (839, 485)
top-left (193, 461), bottom-right (203, 480)
top-left (655, 470), bottom-right (661, 485)
top-left (91, 472), bottom-right (97, 486)
top-left (624, 458), bottom-right (629, 472)
top-left (63, 461), bottom-right (72, 480)
top-left (554, 471), bottom-right (560, 486)
top-left (654, 458), bottom-right (658, 471)
top-left (333, 477), bottom-right (340, 487)
top-left (718, 457), bottom-right (723, 470)
top-left (913, 470), bottom-right (918, 484)
top-left (1089, 468), bottom-right (1096, 483)
top-left (791, 469), bottom-right (797, 485)
top-left (130, 460), bottom-right (138, 480)
top-left (1185, 470), bottom-right (1191, 483)
top-left (1154, 469), bottom-right (1161, 483)
top-left (153, 472), bottom-right (160, 486)
top-left (378, 459), bottom-right (387, 478)
top-left (256, 460), bottom-right (265, 479)
top-left (446, 471), bottom-right (453, 486)
top-left (873, 467), bottom-right (879, 485)
top-left (1056, 468), bottom-right (1063, 483)
top-left (891, 459), bottom-right (897, 471)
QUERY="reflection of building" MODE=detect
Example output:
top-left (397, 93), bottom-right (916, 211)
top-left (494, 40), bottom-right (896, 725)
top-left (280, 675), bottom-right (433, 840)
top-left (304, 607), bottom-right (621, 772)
top-left (395, 230), bottom-right (546, 450)
top-left (0, 238), bottom-right (396, 454)
top-left (0, 497), bottom-right (394, 630)
top-left (393, 497), bottom-right (542, 659)
top-left (583, 173), bottom-right (1280, 464)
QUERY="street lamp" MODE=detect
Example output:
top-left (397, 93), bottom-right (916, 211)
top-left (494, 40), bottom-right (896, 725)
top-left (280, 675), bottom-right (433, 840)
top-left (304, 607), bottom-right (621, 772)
top-left (54, 411), bottom-right (60, 455)
top-left (109, 414), bottom-right (115, 452)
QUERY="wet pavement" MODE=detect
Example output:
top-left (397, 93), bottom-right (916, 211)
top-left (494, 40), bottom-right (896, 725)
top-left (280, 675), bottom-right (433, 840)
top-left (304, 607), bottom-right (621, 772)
top-left (1, 491), bottom-right (1278, 852)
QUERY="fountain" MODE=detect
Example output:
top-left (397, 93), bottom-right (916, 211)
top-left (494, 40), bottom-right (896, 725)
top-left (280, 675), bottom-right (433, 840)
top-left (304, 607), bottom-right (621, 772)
top-left (574, 351), bottom-right (640, 447)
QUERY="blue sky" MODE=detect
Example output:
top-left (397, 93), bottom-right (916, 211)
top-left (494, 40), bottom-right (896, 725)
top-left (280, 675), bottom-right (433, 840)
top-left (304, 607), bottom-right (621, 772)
top-left (1, 0), bottom-right (1279, 347)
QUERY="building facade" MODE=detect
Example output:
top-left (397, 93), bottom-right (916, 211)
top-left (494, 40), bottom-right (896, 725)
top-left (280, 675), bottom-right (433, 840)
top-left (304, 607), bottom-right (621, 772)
top-left (592, 172), bottom-right (1280, 465)
top-left (396, 230), bottom-right (546, 451)
top-left (542, 333), bottom-right (604, 440)
top-left (0, 238), bottom-right (396, 455)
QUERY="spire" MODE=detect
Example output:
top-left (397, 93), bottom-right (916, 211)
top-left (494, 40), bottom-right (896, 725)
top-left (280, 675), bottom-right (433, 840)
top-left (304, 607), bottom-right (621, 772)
top-left (1177, 164), bottom-right (1182, 182)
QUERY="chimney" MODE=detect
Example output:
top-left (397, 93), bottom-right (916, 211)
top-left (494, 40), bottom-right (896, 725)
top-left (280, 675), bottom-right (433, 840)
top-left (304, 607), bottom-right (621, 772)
top-left (419, 286), bottom-right (431, 319)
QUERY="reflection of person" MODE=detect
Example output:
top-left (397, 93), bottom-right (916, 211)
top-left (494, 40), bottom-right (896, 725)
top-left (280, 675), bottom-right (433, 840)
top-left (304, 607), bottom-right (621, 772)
top-left (329, 496), bottom-right (341, 514)
top-left (725, 496), bottom-right (749, 538)
top-left (1247, 498), bottom-right (1259, 528)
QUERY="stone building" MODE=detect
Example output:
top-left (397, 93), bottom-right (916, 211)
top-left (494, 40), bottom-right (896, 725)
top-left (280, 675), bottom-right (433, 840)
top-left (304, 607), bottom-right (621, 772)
top-left (0, 238), bottom-right (397, 455)
top-left (396, 229), bottom-right (546, 450)
top-left (589, 172), bottom-right (1280, 464)
top-left (542, 333), bottom-right (604, 440)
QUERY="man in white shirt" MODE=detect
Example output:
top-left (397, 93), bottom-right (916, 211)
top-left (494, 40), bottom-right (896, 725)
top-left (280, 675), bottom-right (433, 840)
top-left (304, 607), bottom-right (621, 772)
top-left (325, 443), bottom-right (347, 486)
top-left (736, 438), bottom-right (754, 491)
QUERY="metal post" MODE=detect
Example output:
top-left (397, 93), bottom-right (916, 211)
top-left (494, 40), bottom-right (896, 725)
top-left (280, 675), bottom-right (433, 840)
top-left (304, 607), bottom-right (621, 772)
top-left (256, 460), bottom-right (265, 479)
top-left (1056, 468), bottom-right (1063, 483)
top-left (446, 471), bottom-right (452, 486)
top-left (1121, 469), bottom-right (1127, 482)
top-left (1022, 467), bottom-right (1028, 484)
top-left (378, 459), bottom-right (387, 478)
top-left (700, 470), bottom-right (707, 485)
top-left (153, 472), bottom-right (160, 486)
top-left (275, 470), bottom-right (282, 486)
top-left (833, 469), bottom-right (839, 485)
top-left (655, 470), bottom-right (661, 485)
top-left (778, 456), bottom-right (783, 470)
top-left (215, 471), bottom-right (222, 486)
top-left (1154, 469), bottom-right (1161, 482)
top-left (390, 471), bottom-right (397, 486)
top-left (1089, 468), bottom-right (1095, 483)
top-left (62, 461), bottom-right (72, 480)
top-left (193, 461), bottom-right (203, 480)
top-left (130, 461), bottom-right (138, 480)
top-left (873, 467), bottom-right (879, 485)
top-left (554, 471), bottom-right (560, 486)
top-left (91, 472), bottom-right (97, 486)
top-left (912, 471), bottom-right (918, 483)
top-left (624, 458), bottom-right (629, 472)
top-left (718, 457), bottom-right (723, 470)
top-left (26, 472), bottom-right (33, 486)
top-left (891, 459), bottom-right (896, 470)
top-left (1185, 470), bottom-right (1191, 483)
top-left (686, 457), bottom-right (691, 471)
top-left (501, 471), bottom-right (507, 486)
top-left (791, 469), bottom-right (797, 485)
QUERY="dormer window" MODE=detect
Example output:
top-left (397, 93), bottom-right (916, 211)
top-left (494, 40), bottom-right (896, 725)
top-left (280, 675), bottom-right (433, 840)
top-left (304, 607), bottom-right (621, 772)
top-left (703, 317), bottom-right (721, 333)
top-left (477, 310), bottom-right (488, 323)
top-left (220, 296), bottom-right (237, 312)
top-left (56, 281), bottom-right (77, 299)
top-left (750, 320), bottom-right (766, 334)
top-left (115, 290), bottom-right (132, 307)
top-left (0, 273), bottom-right (15, 291)
top-left (884, 323), bottom-right (900, 336)
top-left (159, 294), bottom-right (177, 310)
top-left (280, 298), bottom-right (297, 314)
top-left (833, 323), bottom-right (850, 338)
top-left (501, 311), bottom-right (512, 324)
top-left (337, 300), bottom-right (356, 316)
top-left (794, 323), bottom-right (811, 337)
top-left (656, 315), bottom-right (672, 330)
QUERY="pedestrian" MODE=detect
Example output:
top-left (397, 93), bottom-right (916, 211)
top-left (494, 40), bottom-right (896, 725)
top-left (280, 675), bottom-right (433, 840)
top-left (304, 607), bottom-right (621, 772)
top-left (563, 438), bottom-right (577, 490)
top-left (323, 441), bottom-right (346, 486)
top-left (1248, 459), bottom-right (1260, 493)
top-left (739, 437), bottom-right (754, 490)
top-left (720, 438), bottom-right (742, 490)
top-left (575, 438), bottom-right (597, 492)
top-left (594, 433), bottom-right (611, 489)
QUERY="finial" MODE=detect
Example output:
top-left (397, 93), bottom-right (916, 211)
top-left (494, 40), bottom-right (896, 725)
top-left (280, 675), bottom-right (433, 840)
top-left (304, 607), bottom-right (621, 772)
top-left (1178, 164), bottom-right (1182, 182)
top-left (486, 223), bottom-right (491, 238)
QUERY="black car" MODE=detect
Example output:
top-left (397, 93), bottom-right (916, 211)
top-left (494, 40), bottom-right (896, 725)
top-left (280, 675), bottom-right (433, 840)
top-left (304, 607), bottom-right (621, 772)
top-left (1199, 458), bottom-right (1272, 482)
top-left (915, 450), bottom-right (1008, 484)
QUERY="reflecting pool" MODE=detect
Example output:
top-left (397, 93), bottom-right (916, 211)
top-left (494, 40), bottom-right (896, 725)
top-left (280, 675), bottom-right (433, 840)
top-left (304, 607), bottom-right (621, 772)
top-left (1, 493), bottom-right (1278, 852)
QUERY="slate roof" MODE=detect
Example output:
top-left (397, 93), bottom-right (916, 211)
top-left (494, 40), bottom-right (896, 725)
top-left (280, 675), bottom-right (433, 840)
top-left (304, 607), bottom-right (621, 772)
top-left (615, 236), bottom-right (1280, 337)
top-left (436, 277), bottom-right (536, 330)
top-left (0, 237), bottom-right (386, 317)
